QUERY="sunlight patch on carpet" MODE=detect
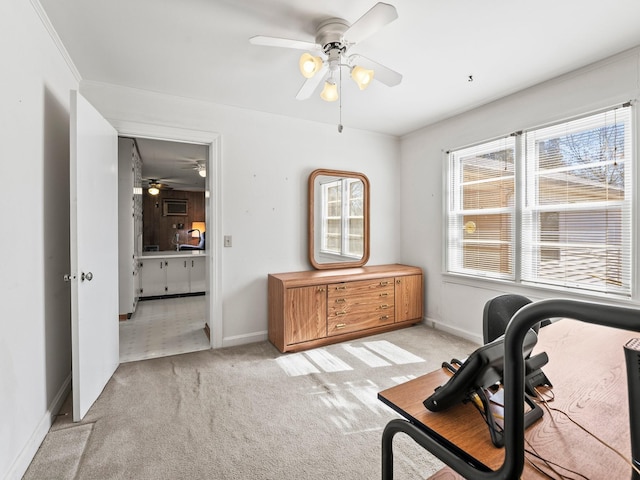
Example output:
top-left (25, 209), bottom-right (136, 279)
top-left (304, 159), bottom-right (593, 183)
top-left (342, 343), bottom-right (391, 367)
top-left (308, 379), bottom-right (391, 434)
top-left (276, 353), bottom-right (320, 376)
top-left (391, 374), bottom-right (418, 384)
top-left (363, 340), bottom-right (425, 364)
top-left (305, 348), bottom-right (353, 372)
top-left (276, 342), bottom-right (425, 376)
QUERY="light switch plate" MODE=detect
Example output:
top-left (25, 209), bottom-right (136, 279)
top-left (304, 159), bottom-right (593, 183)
top-left (224, 235), bottom-right (232, 247)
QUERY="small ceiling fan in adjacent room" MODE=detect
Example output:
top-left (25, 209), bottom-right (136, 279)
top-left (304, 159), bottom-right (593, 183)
top-left (249, 2), bottom-right (402, 103)
top-left (145, 179), bottom-right (173, 196)
top-left (180, 161), bottom-right (207, 178)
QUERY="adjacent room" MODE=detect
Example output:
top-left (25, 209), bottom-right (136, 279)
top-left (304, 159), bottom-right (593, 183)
top-left (117, 136), bottom-right (210, 363)
top-left (4, 1), bottom-right (640, 479)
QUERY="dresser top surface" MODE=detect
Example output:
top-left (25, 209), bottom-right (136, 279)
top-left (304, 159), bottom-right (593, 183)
top-left (268, 264), bottom-right (422, 286)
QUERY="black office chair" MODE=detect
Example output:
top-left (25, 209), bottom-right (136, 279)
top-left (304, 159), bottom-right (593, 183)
top-left (482, 294), bottom-right (552, 396)
top-left (483, 294), bottom-right (536, 344)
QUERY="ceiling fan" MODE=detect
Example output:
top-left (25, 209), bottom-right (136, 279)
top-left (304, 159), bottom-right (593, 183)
top-left (249, 2), bottom-right (402, 102)
top-left (180, 160), bottom-right (207, 178)
top-left (145, 179), bottom-right (173, 196)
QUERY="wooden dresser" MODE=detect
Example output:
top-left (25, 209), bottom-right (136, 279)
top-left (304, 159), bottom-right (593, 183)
top-left (268, 264), bottom-right (423, 353)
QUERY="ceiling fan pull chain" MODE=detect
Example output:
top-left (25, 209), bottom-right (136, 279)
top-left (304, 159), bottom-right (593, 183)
top-left (338, 61), bottom-right (344, 133)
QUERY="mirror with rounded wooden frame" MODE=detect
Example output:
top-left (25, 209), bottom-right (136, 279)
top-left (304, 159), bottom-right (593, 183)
top-left (308, 169), bottom-right (370, 270)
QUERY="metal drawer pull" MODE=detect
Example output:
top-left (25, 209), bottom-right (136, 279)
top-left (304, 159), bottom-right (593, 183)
top-left (336, 323), bottom-right (347, 329)
top-left (380, 315), bottom-right (389, 320)
top-left (380, 304), bottom-right (389, 309)
top-left (335, 298), bottom-right (346, 303)
top-left (317, 287), bottom-right (325, 292)
top-left (336, 285), bottom-right (347, 290)
top-left (379, 281), bottom-right (389, 286)
top-left (380, 292), bottom-right (389, 297)
top-left (336, 311), bottom-right (347, 316)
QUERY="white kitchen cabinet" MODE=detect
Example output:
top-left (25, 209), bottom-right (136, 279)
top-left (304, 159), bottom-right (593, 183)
top-left (118, 137), bottom-right (143, 317)
top-left (189, 256), bottom-right (206, 293)
top-left (139, 253), bottom-right (206, 298)
top-left (166, 258), bottom-right (191, 295)
top-left (139, 258), bottom-right (169, 297)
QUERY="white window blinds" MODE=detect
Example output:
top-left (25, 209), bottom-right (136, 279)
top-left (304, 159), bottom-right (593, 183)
top-left (447, 137), bottom-right (516, 279)
top-left (446, 104), bottom-right (633, 297)
top-left (521, 106), bottom-right (632, 295)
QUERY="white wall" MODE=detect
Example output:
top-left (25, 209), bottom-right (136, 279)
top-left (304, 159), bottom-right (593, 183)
top-left (7, 2), bottom-right (638, 477)
top-left (80, 81), bottom-right (402, 346)
top-left (0, 1), bottom-right (79, 478)
top-left (400, 47), bottom-right (640, 343)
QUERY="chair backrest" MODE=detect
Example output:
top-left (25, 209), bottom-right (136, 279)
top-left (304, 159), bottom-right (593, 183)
top-left (482, 294), bottom-right (536, 344)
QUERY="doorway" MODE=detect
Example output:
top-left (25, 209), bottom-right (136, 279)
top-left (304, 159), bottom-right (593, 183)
top-left (114, 121), bottom-right (223, 360)
top-left (118, 136), bottom-right (210, 362)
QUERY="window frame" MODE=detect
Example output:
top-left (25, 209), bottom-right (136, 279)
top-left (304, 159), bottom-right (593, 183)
top-left (445, 103), bottom-right (634, 298)
top-left (319, 177), bottom-right (364, 259)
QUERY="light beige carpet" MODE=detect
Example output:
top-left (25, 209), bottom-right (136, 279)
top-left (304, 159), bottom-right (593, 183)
top-left (24, 324), bottom-right (478, 480)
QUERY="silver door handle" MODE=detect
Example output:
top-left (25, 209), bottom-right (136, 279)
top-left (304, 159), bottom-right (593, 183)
top-left (81, 272), bottom-right (93, 282)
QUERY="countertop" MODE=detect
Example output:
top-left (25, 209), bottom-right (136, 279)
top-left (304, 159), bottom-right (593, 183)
top-left (138, 250), bottom-right (206, 259)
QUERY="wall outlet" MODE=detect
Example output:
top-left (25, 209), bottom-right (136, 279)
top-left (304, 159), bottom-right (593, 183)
top-left (224, 235), bottom-right (232, 247)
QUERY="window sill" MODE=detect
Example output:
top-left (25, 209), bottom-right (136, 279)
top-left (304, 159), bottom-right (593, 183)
top-left (441, 271), bottom-right (637, 307)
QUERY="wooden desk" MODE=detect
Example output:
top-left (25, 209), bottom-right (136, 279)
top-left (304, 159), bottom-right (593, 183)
top-left (379, 319), bottom-right (636, 479)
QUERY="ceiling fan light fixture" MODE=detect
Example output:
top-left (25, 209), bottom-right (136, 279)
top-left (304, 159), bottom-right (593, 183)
top-left (197, 164), bottom-right (206, 177)
top-left (148, 185), bottom-right (160, 196)
top-left (299, 53), bottom-right (323, 78)
top-left (320, 80), bottom-right (338, 102)
top-left (351, 65), bottom-right (374, 90)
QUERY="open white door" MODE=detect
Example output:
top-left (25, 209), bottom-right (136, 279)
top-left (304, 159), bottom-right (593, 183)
top-left (70, 90), bottom-right (119, 421)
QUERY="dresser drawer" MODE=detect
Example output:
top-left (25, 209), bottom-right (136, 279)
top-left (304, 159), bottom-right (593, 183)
top-left (327, 277), bottom-right (395, 336)
top-left (327, 293), bottom-right (394, 317)
top-left (328, 310), bottom-right (394, 336)
top-left (328, 277), bottom-right (394, 298)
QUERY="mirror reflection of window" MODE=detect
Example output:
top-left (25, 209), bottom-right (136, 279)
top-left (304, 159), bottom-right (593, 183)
top-left (309, 169), bottom-right (369, 270)
top-left (320, 178), bottom-right (364, 259)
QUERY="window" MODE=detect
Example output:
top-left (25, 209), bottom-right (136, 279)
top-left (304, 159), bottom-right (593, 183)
top-left (447, 137), bottom-right (517, 279)
top-left (446, 104), bottom-right (633, 297)
top-left (320, 178), bottom-right (364, 258)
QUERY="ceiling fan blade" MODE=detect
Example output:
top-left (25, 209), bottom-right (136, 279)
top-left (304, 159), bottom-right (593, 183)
top-left (344, 2), bottom-right (398, 45)
top-left (295, 67), bottom-right (327, 100)
top-left (249, 35), bottom-right (319, 51)
top-left (351, 54), bottom-right (402, 87)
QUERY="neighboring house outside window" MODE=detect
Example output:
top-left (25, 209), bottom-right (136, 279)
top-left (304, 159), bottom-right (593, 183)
top-left (446, 104), bottom-right (633, 297)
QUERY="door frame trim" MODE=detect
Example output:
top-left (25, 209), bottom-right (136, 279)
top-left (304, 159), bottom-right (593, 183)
top-left (113, 120), bottom-right (223, 348)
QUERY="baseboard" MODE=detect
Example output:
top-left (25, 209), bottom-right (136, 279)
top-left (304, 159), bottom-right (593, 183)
top-left (424, 317), bottom-right (483, 345)
top-left (222, 331), bottom-right (268, 348)
top-left (5, 374), bottom-right (72, 480)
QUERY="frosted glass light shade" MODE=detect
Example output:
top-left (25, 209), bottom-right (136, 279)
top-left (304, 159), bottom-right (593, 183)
top-left (320, 81), bottom-right (338, 102)
top-left (351, 65), bottom-right (374, 90)
top-left (148, 186), bottom-right (160, 196)
top-left (299, 53), bottom-right (323, 78)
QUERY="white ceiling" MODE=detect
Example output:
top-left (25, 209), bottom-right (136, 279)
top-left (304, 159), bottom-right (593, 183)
top-left (128, 137), bottom-right (207, 191)
top-left (41, 0), bottom-right (640, 137)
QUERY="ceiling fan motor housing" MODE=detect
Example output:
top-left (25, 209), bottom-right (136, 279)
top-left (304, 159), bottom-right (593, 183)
top-left (316, 18), bottom-right (350, 54)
